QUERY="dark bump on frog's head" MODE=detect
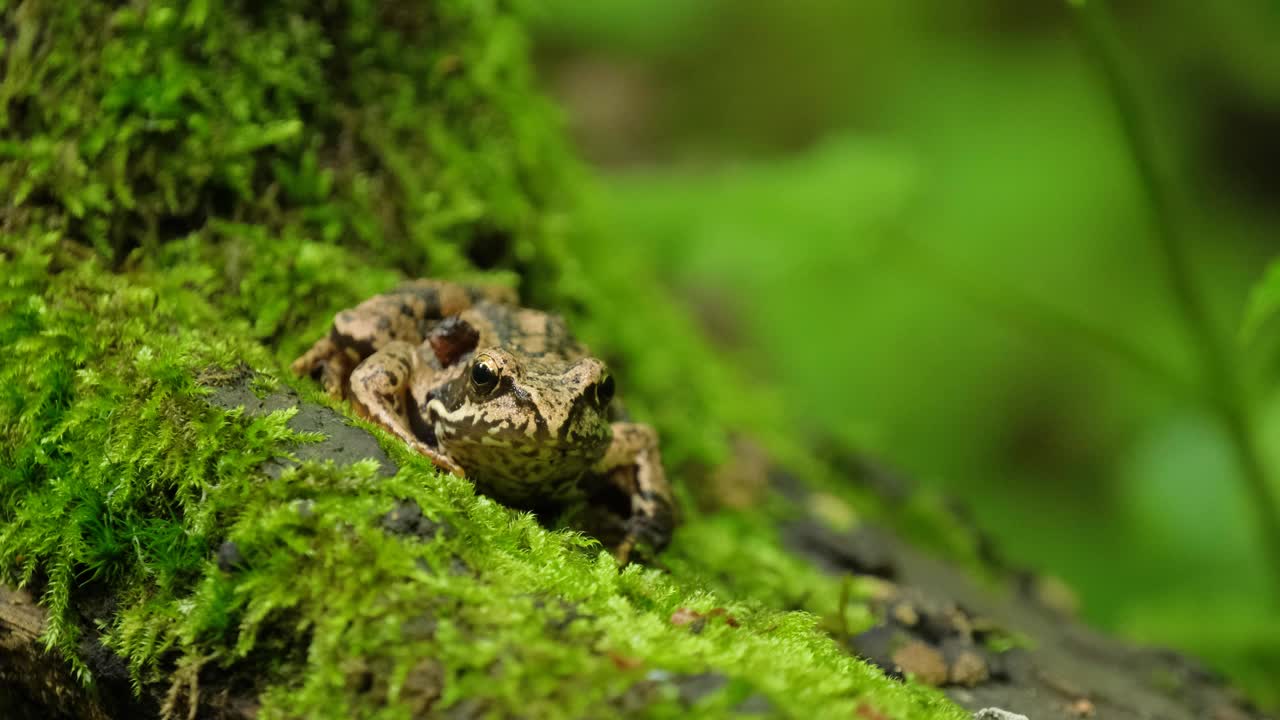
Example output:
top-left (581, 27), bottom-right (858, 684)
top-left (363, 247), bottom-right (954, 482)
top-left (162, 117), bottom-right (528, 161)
top-left (407, 284), bottom-right (439, 305)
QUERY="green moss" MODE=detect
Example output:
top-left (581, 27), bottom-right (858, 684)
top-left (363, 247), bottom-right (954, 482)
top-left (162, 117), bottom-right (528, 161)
top-left (664, 508), bottom-right (882, 637)
top-left (1, 234), bottom-right (966, 718)
top-left (2, 0), bottom-right (571, 281)
top-left (1, 1), bottom-right (978, 717)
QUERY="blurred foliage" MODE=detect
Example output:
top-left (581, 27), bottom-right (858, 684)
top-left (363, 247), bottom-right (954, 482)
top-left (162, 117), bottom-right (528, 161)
top-left (1243, 259), bottom-right (1280, 344)
top-left (533, 0), bottom-right (1280, 707)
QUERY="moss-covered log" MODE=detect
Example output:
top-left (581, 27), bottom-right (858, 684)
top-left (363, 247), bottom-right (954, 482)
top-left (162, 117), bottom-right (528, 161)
top-left (0, 1), bottom-right (1270, 719)
top-left (0, 236), bottom-right (969, 719)
top-left (0, 1), bottom-right (961, 717)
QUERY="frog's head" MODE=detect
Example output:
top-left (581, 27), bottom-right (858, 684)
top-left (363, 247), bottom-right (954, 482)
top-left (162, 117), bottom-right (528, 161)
top-left (424, 347), bottom-right (615, 496)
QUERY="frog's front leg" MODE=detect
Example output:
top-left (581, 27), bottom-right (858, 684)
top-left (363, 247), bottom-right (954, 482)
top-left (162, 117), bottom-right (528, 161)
top-left (596, 422), bottom-right (677, 563)
top-left (291, 336), bottom-right (360, 398)
top-left (348, 341), bottom-right (466, 477)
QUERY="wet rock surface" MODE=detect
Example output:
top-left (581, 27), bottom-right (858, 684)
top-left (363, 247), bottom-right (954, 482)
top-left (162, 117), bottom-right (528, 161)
top-left (216, 540), bottom-right (246, 572)
top-left (204, 373), bottom-right (398, 478)
top-left (782, 455), bottom-right (1273, 720)
top-left (973, 709), bottom-right (1029, 720)
top-left (381, 499), bottom-right (454, 540)
top-left (783, 521), bottom-right (898, 579)
top-left (610, 670), bottom-right (753, 714)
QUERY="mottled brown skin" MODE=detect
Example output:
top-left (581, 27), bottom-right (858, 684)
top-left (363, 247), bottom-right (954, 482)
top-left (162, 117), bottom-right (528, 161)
top-left (291, 280), bottom-right (676, 561)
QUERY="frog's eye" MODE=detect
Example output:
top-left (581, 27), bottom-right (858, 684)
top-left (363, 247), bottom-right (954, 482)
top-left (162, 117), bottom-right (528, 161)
top-left (592, 373), bottom-right (615, 408)
top-left (470, 357), bottom-right (500, 395)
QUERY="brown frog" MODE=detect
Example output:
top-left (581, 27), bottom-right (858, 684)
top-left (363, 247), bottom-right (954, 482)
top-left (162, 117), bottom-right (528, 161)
top-left (291, 279), bottom-right (676, 561)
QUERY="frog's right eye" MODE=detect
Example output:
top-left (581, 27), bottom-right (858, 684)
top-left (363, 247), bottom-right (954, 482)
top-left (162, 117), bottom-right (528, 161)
top-left (470, 357), bottom-right (500, 395)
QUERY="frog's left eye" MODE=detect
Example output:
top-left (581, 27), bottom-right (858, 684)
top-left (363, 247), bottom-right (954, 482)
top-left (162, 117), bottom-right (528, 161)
top-left (470, 357), bottom-right (500, 395)
top-left (592, 374), bottom-right (615, 408)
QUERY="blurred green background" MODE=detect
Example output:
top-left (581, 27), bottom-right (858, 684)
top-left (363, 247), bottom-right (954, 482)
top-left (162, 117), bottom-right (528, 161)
top-left (530, 0), bottom-right (1280, 702)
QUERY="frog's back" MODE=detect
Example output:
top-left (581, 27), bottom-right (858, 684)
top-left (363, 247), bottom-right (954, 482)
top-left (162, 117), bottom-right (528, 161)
top-left (459, 301), bottom-right (587, 361)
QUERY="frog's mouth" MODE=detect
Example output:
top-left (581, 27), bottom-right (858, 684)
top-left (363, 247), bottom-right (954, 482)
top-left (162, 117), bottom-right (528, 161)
top-left (443, 432), bottom-right (611, 502)
top-left (424, 397), bottom-right (612, 491)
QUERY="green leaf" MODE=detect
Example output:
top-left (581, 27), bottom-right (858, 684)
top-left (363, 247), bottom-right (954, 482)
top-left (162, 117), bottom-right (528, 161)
top-left (1240, 259), bottom-right (1280, 344)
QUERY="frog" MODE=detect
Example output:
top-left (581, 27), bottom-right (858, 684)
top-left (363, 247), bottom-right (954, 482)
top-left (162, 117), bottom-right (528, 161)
top-left (290, 279), bottom-right (676, 561)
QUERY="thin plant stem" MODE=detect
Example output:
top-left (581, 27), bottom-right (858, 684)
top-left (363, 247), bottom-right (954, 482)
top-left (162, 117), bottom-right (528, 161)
top-left (837, 574), bottom-right (853, 644)
top-left (1068, 0), bottom-right (1280, 600)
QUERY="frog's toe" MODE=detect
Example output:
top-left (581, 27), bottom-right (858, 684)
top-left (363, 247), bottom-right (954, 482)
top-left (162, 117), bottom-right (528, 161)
top-left (290, 336), bottom-right (334, 378)
top-left (412, 440), bottom-right (467, 478)
top-left (292, 337), bottom-right (356, 399)
top-left (613, 509), bottom-right (675, 565)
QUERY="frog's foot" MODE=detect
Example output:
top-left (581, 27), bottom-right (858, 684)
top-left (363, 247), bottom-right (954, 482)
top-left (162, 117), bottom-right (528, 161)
top-left (597, 422), bottom-right (677, 564)
top-left (291, 335), bottom-right (358, 399)
top-left (349, 341), bottom-right (466, 477)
